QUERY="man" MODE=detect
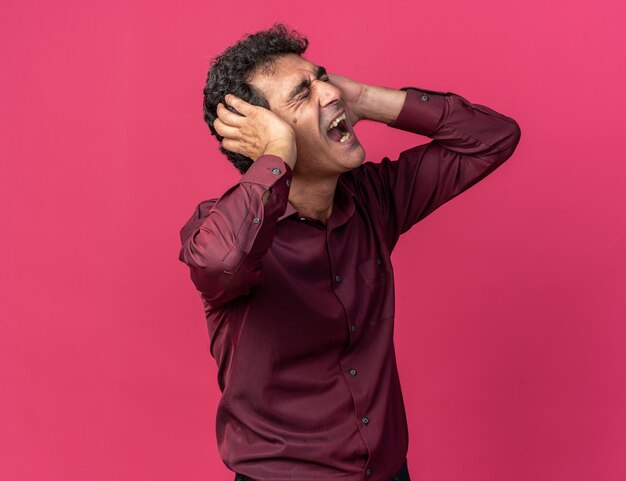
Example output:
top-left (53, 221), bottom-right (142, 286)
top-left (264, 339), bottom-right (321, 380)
top-left (179, 23), bottom-right (521, 481)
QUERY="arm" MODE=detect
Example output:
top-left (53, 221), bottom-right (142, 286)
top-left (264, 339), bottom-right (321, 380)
top-left (178, 154), bottom-right (292, 308)
top-left (179, 93), bottom-right (296, 308)
top-left (353, 85), bottom-right (522, 250)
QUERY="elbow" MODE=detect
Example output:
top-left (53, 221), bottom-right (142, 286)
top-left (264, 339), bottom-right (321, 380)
top-left (491, 118), bottom-right (522, 166)
top-left (179, 230), bottom-right (262, 307)
top-left (508, 119), bottom-right (522, 155)
top-left (504, 119), bottom-right (522, 158)
top-left (179, 228), bottom-right (239, 273)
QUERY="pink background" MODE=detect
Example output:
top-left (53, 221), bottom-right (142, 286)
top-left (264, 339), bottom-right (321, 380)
top-left (2, 1), bottom-right (625, 480)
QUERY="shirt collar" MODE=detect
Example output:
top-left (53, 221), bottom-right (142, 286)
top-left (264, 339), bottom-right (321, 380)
top-left (278, 174), bottom-right (357, 224)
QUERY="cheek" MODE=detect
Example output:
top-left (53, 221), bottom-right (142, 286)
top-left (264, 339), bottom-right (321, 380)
top-left (295, 121), bottom-right (322, 145)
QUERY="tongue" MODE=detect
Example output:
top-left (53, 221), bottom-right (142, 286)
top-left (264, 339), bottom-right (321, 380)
top-left (327, 126), bottom-right (343, 142)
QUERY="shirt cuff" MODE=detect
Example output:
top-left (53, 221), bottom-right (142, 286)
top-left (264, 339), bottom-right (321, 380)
top-left (238, 154), bottom-right (293, 198)
top-left (239, 154), bottom-right (293, 184)
top-left (387, 86), bottom-right (447, 136)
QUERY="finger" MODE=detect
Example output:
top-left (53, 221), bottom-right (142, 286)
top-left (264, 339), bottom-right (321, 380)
top-left (217, 102), bottom-right (245, 127)
top-left (327, 73), bottom-right (343, 83)
top-left (221, 138), bottom-right (242, 155)
top-left (214, 117), bottom-right (241, 139)
top-left (346, 109), bottom-right (358, 127)
top-left (224, 94), bottom-right (254, 115)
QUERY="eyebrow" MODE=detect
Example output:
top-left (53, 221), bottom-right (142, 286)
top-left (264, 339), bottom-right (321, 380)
top-left (286, 65), bottom-right (328, 104)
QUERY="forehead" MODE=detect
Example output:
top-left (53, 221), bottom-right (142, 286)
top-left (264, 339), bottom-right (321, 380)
top-left (249, 54), bottom-right (317, 108)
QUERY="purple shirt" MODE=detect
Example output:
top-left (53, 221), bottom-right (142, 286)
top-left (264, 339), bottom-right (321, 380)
top-left (179, 87), bottom-right (521, 481)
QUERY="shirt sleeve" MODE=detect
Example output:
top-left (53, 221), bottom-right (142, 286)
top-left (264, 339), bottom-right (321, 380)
top-left (355, 86), bottom-right (521, 251)
top-left (178, 154), bottom-right (292, 308)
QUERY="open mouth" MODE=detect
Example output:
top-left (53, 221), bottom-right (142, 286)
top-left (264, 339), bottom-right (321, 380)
top-left (326, 112), bottom-right (352, 144)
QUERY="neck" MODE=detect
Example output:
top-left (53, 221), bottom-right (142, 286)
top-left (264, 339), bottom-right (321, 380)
top-left (288, 174), bottom-right (339, 225)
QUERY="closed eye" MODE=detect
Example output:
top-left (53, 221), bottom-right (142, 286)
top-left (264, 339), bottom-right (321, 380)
top-left (298, 76), bottom-right (331, 100)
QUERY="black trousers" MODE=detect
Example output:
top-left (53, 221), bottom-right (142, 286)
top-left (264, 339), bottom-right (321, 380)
top-left (234, 459), bottom-right (411, 481)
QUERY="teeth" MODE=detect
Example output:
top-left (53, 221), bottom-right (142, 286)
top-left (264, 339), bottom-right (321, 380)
top-left (339, 131), bottom-right (351, 143)
top-left (327, 112), bottom-right (347, 131)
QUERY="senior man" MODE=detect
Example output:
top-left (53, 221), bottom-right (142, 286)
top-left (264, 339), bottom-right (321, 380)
top-left (179, 22), bottom-right (521, 481)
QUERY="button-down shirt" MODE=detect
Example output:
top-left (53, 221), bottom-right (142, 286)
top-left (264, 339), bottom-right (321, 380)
top-left (178, 87), bottom-right (521, 481)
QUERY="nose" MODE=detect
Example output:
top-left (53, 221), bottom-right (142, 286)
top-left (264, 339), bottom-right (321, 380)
top-left (313, 79), bottom-right (341, 108)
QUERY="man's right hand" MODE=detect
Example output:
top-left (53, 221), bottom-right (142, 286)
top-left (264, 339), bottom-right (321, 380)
top-left (214, 94), bottom-right (297, 169)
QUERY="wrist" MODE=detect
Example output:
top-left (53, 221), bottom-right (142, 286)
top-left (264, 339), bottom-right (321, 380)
top-left (263, 139), bottom-right (297, 169)
top-left (356, 84), bottom-right (407, 125)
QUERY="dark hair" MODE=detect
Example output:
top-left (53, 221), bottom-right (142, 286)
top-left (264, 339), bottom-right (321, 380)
top-left (202, 23), bottom-right (309, 174)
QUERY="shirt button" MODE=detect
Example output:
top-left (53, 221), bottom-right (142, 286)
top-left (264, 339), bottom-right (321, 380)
top-left (300, 217), bottom-right (306, 221)
top-left (252, 217), bottom-right (260, 224)
top-left (351, 324), bottom-right (357, 332)
top-left (335, 275), bottom-right (341, 282)
top-left (361, 416), bottom-right (369, 425)
top-left (366, 468), bottom-right (372, 476)
top-left (349, 369), bottom-right (357, 376)
top-left (420, 94), bottom-right (429, 101)
top-left (271, 168), bottom-right (281, 175)
top-left (376, 257), bottom-right (382, 265)
top-left (286, 178), bottom-right (291, 187)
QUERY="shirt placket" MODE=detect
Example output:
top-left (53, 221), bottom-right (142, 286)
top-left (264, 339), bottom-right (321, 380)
top-left (326, 226), bottom-right (376, 479)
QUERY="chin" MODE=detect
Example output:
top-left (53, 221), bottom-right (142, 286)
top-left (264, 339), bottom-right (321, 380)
top-left (346, 145), bottom-right (366, 170)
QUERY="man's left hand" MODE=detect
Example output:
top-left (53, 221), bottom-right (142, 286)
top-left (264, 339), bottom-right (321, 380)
top-left (328, 73), bottom-right (367, 128)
